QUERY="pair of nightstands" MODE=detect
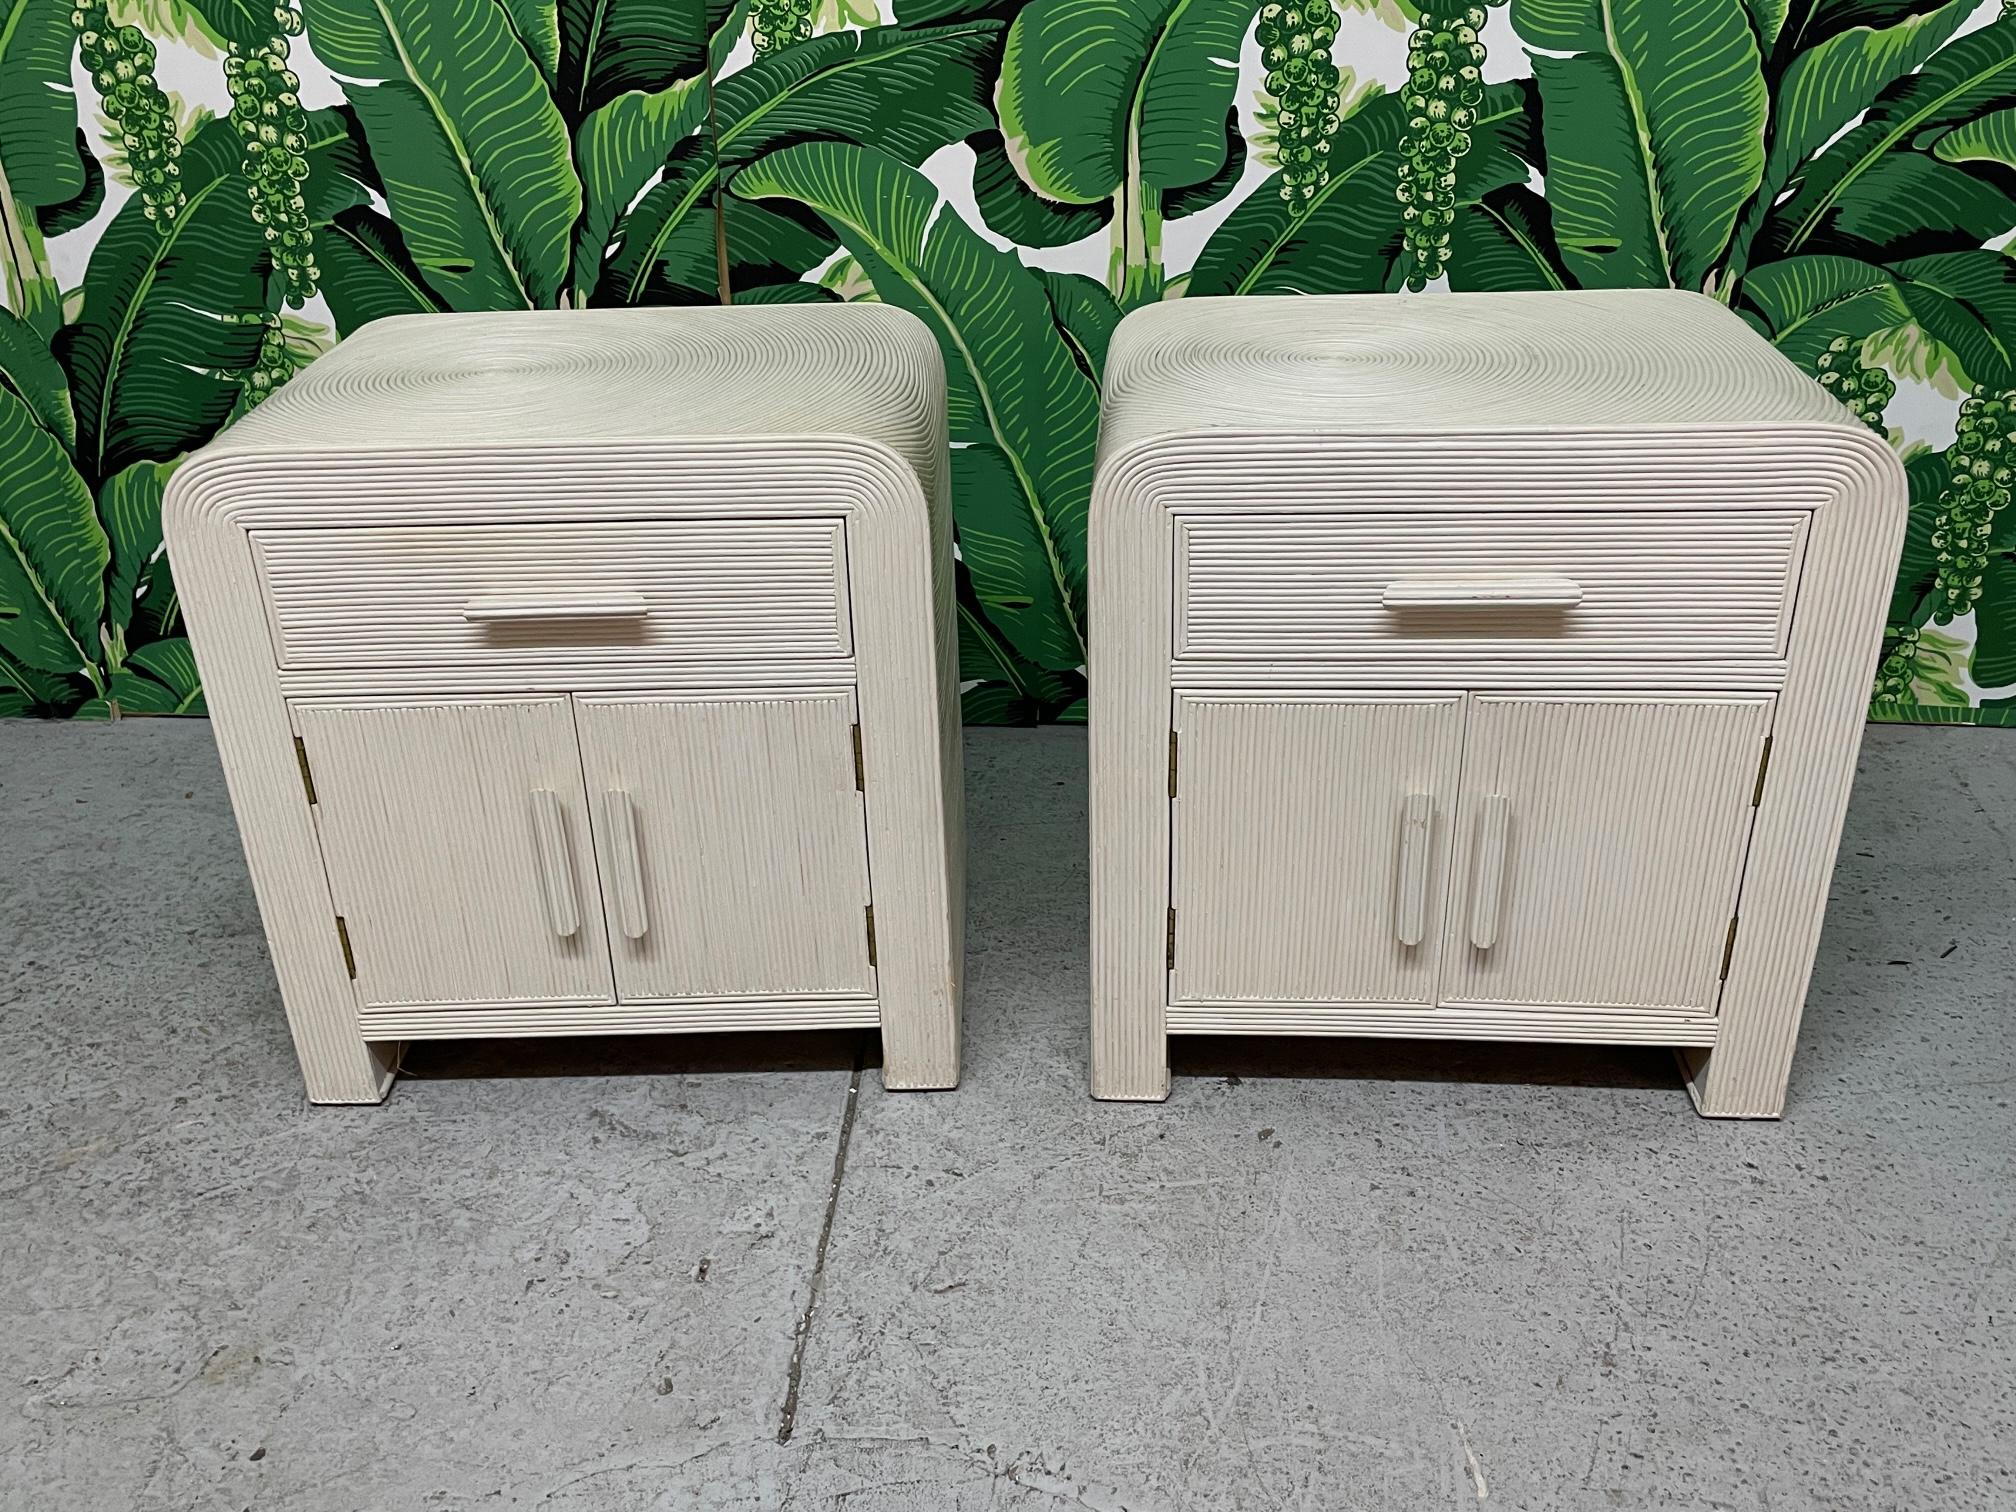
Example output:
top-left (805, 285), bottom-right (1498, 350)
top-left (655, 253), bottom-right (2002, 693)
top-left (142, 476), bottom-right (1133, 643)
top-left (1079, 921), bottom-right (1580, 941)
top-left (169, 293), bottom-right (1902, 1119)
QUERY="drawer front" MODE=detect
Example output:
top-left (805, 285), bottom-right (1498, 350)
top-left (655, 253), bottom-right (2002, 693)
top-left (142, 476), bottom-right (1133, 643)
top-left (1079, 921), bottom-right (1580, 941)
top-left (1176, 511), bottom-right (1807, 660)
top-left (253, 518), bottom-right (851, 669)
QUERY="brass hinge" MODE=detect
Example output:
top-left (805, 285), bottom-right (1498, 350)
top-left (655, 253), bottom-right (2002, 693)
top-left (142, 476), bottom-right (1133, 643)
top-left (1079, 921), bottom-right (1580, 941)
top-left (1168, 731), bottom-right (1179, 799)
top-left (1718, 915), bottom-right (1740, 982)
top-left (1750, 735), bottom-right (1774, 808)
top-left (334, 915), bottom-right (357, 979)
top-left (293, 736), bottom-right (317, 805)
top-left (1166, 907), bottom-right (1177, 970)
top-left (864, 904), bottom-right (878, 968)
top-left (851, 723), bottom-right (865, 791)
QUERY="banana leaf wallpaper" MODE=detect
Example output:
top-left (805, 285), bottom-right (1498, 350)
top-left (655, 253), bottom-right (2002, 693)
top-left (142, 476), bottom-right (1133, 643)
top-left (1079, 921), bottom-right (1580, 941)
top-left (5, 0), bottom-right (2016, 724)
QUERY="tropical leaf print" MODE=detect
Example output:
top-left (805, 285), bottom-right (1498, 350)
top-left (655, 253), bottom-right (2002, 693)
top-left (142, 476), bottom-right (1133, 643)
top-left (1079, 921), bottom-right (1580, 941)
top-left (732, 139), bottom-right (1097, 670)
top-left (6, 0), bottom-right (2016, 723)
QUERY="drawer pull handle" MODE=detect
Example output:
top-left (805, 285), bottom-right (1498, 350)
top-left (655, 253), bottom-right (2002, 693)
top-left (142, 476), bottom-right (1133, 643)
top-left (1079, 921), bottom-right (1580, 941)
top-left (529, 789), bottom-right (581, 939)
top-left (602, 789), bottom-right (649, 941)
top-left (1382, 574), bottom-right (1583, 609)
top-left (1469, 794), bottom-right (1510, 950)
top-left (464, 591), bottom-right (648, 622)
top-left (1395, 792), bottom-right (1433, 947)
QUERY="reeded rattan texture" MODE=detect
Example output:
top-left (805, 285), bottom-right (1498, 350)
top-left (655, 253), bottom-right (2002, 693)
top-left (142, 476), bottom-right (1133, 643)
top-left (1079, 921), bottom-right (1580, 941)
top-left (167, 305), bottom-right (962, 1102)
top-left (1088, 291), bottom-right (1904, 1117)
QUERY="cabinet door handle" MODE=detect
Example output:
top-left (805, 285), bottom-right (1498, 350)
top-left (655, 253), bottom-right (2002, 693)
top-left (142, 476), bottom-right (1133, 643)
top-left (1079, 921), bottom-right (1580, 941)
top-left (1382, 574), bottom-right (1583, 609)
top-left (1469, 793), bottom-right (1510, 950)
top-left (602, 789), bottom-right (649, 940)
top-left (529, 788), bottom-right (581, 938)
top-left (464, 591), bottom-right (647, 622)
top-left (1395, 792), bottom-right (1433, 946)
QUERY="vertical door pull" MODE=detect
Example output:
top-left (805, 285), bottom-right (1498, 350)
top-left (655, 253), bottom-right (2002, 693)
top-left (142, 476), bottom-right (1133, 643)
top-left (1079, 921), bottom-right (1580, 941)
top-left (1469, 793), bottom-right (1510, 950)
top-left (529, 788), bottom-right (581, 939)
top-left (1395, 792), bottom-right (1433, 946)
top-left (603, 789), bottom-right (649, 940)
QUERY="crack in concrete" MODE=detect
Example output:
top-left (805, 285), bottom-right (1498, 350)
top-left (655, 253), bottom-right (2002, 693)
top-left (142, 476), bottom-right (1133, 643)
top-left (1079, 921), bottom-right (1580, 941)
top-left (776, 1036), bottom-right (867, 1445)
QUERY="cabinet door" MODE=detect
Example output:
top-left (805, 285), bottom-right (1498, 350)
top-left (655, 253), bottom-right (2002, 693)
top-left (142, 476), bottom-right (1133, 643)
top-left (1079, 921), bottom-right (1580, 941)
top-left (294, 696), bottom-right (613, 1010)
top-left (1170, 693), bottom-right (1465, 1006)
top-left (575, 691), bottom-right (875, 1001)
top-left (1440, 694), bottom-right (1773, 1015)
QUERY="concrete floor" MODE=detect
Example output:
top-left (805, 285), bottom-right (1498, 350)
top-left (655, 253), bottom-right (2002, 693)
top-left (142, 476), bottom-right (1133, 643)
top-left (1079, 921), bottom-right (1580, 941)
top-left (1, 721), bottom-right (2011, 1512)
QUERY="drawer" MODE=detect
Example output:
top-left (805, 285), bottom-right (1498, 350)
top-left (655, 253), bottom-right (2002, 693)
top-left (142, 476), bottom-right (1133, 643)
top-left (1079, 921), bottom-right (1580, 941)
top-left (1175, 511), bottom-right (1808, 660)
top-left (252, 518), bottom-right (851, 669)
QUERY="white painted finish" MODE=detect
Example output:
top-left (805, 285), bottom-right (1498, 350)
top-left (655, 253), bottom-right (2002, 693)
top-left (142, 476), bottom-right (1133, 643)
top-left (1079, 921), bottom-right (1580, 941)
top-left (166, 305), bottom-right (961, 1101)
top-left (252, 518), bottom-right (850, 668)
top-left (1381, 574), bottom-right (1584, 610)
top-left (293, 696), bottom-right (614, 1012)
top-left (1170, 693), bottom-right (1464, 1009)
top-left (1440, 694), bottom-right (1773, 1016)
top-left (1176, 510), bottom-right (1808, 660)
top-left (1466, 793), bottom-right (1509, 952)
top-left (464, 590), bottom-right (649, 621)
top-left (601, 789), bottom-right (649, 941)
top-left (528, 788), bottom-right (583, 939)
top-left (1091, 291), bottom-right (1906, 1115)
top-left (1395, 792), bottom-right (1434, 947)
top-left (575, 691), bottom-right (875, 1002)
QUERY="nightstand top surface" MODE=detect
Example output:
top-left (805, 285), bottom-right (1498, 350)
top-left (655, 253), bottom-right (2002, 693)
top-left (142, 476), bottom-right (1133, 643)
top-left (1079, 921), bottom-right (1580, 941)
top-left (203, 303), bottom-right (943, 472)
top-left (1099, 290), bottom-right (1853, 455)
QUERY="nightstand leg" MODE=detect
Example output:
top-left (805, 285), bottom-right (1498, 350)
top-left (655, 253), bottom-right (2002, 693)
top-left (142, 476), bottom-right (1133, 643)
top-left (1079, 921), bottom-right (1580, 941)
top-left (296, 1035), bottom-right (400, 1105)
top-left (1678, 1043), bottom-right (1792, 1120)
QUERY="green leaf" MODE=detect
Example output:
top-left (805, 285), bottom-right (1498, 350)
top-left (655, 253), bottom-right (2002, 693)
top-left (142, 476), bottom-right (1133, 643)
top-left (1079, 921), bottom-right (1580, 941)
top-left (0, 0), bottom-right (89, 208)
top-left (57, 117), bottom-right (284, 481)
top-left (99, 457), bottom-right (177, 641)
top-left (712, 20), bottom-right (1003, 170)
top-left (1970, 554), bottom-right (2016, 686)
top-left (1928, 104), bottom-right (2016, 167)
top-left (1529, 0), bottom-right (1768, 290)
top-left (0, 645), bottom-right (78, 716)
top-left (1188, 86), bottom-right (1529, 297)
top-left (180, 0), bottom-right (288, 44)
top-left (957, 561), bottom-right (1084, 723)
top-left (597, 136), bottom-right (722, 304)
top-left (76, 637), bottom-right (206, 717)
top-left (557, 0), bottom-right (728, 121)
top-left (503, 0), bottom-right (562, 87)
top-left (0, 384), bottom-right (106, 677)
top-left (316, 206), bottom-right (451, 334)
top-left (1779, 0), bottom-right (1952, 56)
top-left (570, 76), bottom-right (708, 296)
top-left (1768, 17), bottom-right (2016, 260)
top-left (970, 130), bottom-right (1111, 248)
top-left (1037, 268), bottom-right (1122, 384)
top-left (1887, 443), bottom-right (1945, 625)
top-left (36, 131), bottom-right (104, 238)
top-left (0, 303), bottom-right (75, 450)
top-left (1888, 249), bottom-right (2016, 390)
top-left (1163, 105), bottom-right (1247, 218)
top-left (302, 0), bottom-right (583, 310)
top-left (995, 0), bottom-right (1256, 203)
top-left (1737, 252), bottom-right (1911, 365)
top-left (732, 140), bottom-right (1095, 669)
top-left (1451, 187), bottom-right (1572, 292)
top-left (1767, 0), bottom-right (1970, 184)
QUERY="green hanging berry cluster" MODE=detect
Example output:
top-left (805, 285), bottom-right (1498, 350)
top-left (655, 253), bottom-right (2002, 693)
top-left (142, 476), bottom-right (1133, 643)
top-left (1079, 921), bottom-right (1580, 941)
top-left (225, 6), bottom-right (317, 307)
top-left (73, 2), bottom-right (184, 228)
top-left (1396, 0), bottom-right (1493, 291)
top-left (1812, 336), bottom-right (1895, 434)
top-left (1930, 387), bottom-right (2016, 622)
top-left (236, 313), bottom-right (295, 411)
top-left (1872, 627), bottom-right (1921, 702)
top-left (1255, 2), bottom-right (1344, 210)
top-left (749, 0), bottom-right (814, 54)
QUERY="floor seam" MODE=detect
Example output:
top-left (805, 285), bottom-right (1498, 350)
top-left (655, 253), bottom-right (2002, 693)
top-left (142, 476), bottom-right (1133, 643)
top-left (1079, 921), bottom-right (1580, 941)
top-left (775, 1034), bottom-right (866, 1445)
